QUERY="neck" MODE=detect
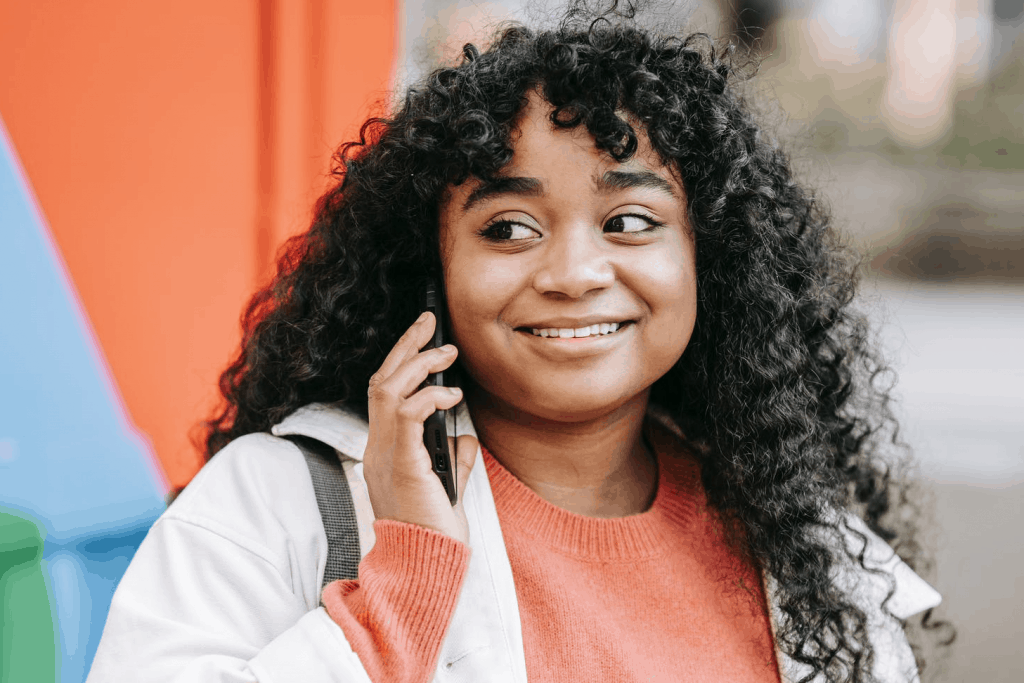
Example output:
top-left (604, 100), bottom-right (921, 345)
top-left (467, 387), bottom-right (658, 518)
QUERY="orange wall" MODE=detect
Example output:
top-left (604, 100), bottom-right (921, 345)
top-left (0, 0), bottom-right (398, 488)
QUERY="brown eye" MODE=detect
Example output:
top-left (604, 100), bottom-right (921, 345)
top-left (605, 214), bottom-right (662, 233)
top-left (480, 220), bottom-right (539, 241)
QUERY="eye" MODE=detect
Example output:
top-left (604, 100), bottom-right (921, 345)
top-left (604, 213), bottom-right (664, 234)
top-left (478, 219), bottom-right (540, 242)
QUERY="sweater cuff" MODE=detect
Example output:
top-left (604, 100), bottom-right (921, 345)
top-left (321, 520), bottom-right (471, 683)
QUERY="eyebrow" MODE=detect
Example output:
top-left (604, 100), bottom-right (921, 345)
top-left (460, 168), bottom-right (677, 213)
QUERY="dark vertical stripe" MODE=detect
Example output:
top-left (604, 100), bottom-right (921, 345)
top-left (309, 0), bottom-right (326, 181)
top-left (256, 0), bottom-right (276, 284)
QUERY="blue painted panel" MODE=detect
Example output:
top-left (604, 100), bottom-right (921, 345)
top-left (0, 118), bottom-right (166, 681)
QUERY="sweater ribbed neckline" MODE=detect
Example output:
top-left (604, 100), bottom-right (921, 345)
top-left (481, 417), bottom-right (704, 561)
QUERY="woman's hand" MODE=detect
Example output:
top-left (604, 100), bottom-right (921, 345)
top-left (363, 311), bottom-right (479, 545)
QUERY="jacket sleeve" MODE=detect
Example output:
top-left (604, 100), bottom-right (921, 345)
top-left (86, 433), bottom-right (377, 683)
top-left (86, 514), bottom-right (375, 683)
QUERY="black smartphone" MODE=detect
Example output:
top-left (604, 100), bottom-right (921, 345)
top-left (421, 281), bottom-right (457, 505)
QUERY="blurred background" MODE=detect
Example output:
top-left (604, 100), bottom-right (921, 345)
top-left (0, 1), bottom-right (1020, 681)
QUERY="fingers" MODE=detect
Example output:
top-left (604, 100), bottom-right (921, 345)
top-left (373, 311), bottom-right (437, 385)
top-left (392, 344), bottom-right (458, 396)
top-left (369, 345), bottom-right (458, 407)
top-left (394, 385), bottom-right (463, 427)
top-left (390, 386), bottom-right (463, 482)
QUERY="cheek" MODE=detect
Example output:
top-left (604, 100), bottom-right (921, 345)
top-left (443, 250), bottom-right (523, 346)
top-left (635, 239), bottom-right (698, 360)
top-left (639, 234), bottom-right (696, 306)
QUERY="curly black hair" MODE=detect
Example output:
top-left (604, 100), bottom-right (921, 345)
top-left (200, 2), bottom-right (950, 680)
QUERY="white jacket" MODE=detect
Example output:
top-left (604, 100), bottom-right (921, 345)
top-left (87, 403), bottom-right (941, 683)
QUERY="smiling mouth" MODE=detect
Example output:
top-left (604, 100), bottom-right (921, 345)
top-left (515, 321), bottom-right (634, 339)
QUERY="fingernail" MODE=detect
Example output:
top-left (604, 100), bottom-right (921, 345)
top-left (442, 344), bottom-right (457, 354)
top-left (417, 311), bottom-right (429, 323)
top-left (448, 386), bottom-right (462, 395)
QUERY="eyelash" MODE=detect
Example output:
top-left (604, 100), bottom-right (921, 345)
top-left (477, 213), bottom-right (666, 242)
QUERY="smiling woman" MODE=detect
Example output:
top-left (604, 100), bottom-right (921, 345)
top-left (87, 2), bottom-right (949, 683)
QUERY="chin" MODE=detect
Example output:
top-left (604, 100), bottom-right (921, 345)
top-left (512, 383), bottom-right (644, 423)
top-left (464, 358), bottom-right (654, 422)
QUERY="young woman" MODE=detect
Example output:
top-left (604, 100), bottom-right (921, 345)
top-left (89, 5), bottom-right (946, 682)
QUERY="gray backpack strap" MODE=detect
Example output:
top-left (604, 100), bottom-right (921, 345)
top-left (283, 434), bottom-right (361, 587)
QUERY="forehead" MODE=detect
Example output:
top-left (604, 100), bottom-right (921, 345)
top-left (442, 92), bottom-right (683, 212)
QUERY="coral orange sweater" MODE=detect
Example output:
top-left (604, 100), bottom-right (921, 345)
top-left (322, 420), bottom-right (781, 683)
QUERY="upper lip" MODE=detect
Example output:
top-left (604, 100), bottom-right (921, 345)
top-left (515, 316), bottom-right (635, 329)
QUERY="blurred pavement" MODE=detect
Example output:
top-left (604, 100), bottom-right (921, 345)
top-left (860, 261), bottom-right (1022, 683)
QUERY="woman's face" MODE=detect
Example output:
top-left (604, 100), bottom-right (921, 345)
top-left (439, 92), bottom-right (697, 422)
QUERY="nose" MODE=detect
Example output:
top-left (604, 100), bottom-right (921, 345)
top-left (531, 224), bottom-right (615, 299)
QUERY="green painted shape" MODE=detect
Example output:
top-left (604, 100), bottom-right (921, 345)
top-left (0, 511), bottom-right (57, 683)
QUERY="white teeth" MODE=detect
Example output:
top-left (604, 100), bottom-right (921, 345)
top-left (529, 322), bottom-right (626, 338)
